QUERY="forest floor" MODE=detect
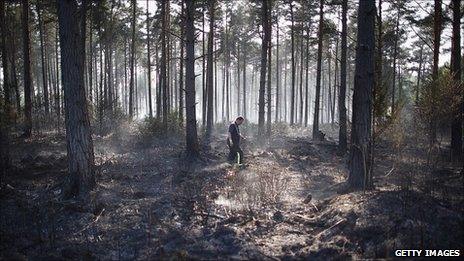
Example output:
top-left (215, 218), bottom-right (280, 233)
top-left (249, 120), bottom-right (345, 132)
top-left (0, 121), bottom-right (463, 260)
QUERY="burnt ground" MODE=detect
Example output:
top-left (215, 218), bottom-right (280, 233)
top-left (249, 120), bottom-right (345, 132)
top-left (0, 122), bottom-right (463, 260)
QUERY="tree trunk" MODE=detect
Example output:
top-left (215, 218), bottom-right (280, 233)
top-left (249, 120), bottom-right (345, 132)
top-left (147, 0), bottom-right (153, 118)
top-left (275, 21), bottom-right (279, 122)
top-left (179, 2), bottom-right (185, 122)
top-left (312, 0), bottom-right (324, 139)
top-left (57, 0), bottom-right (95, 198)
top-left (298, 26), bottom-right (304, 126)
top-left (430, 0), bottom-right (442, 143)
top-left (202, 9), bottom-right (206, 127)
top-left (243, 43), bottom-right (247, 119)
top-left (37, 2), bottom-right (49, 116)
top-left (348, 0), bottom-right (375, 190)
top-left (21, 0), bottom-right (33, 137)
top-left (258, 0), bottom-right (270, 138)
top-left (88, 10), bottom-right (93, 108)
top-left (450, 0), bottom-right (462, 159)
top-left (266, 16), bottom-right (272, 137)
top-left (338, 0), bottom-right (348, 154)
top-left (304, 24), bottom-right (310, 127)
top-left (129, 0), bottom-right (136, 118)
top-left (290, 1), bottom-right (295, 126)
top-left (237, 44), bottom-right (241, 116)
top-left (1, 0), bottom-right (11, 117)
top-left (205, 0), bottom-right (215, 140)
top-left (415, 45), bottom-right (422, 105)
top-left (185, 0), bottom-right (199, 158)
top-left (0, 0), bottom-right (10, 176)
top-left (391, 8), bottom-right (399, 113)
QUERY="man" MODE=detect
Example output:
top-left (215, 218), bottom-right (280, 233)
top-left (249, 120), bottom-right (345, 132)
top-left (227, 116), bottom-right (246, 164)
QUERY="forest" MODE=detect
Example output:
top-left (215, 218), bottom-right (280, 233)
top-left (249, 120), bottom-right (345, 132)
top-left (0, 0), bottom-right (462, 259)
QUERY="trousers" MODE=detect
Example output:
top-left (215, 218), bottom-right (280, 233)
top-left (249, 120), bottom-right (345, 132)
top-left (228, 144), bottom-right (244, 164)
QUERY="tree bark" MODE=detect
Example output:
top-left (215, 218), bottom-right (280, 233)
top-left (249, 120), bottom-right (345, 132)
top-left (129, 0), bottom-right (136, 118)
top-left (290, 1), bottom-right (295, 126)
top-left (415, 45), bottom-right (422, 105)
top-left (147, 0), bottom-right (153, 118)
top-left (205, 0), bottom-right (215, 140)
top-left (312, 0), bottom-right (324, 139)
top-left (185, 0), bottom-right (199, 158)
top-left (37, 1), bottom-right (50, 116)
top-left (0, 0), bottom-right (10, 176)
top-left (298, 26), bottom-right (304, 126)
top-left (258, 0), bottom-right (270, 138)
top-left (430, 0), bottom-right (442, 143)
top-left (21, 0), bottom-right (33, 137)
top-left (391, 7), bottom-right (400, 113)
top-left (243, 43), bottom-right (247, 119)
top-left (1, 0), bottom-right (11, 117)
top-left (450, 0), bottom-right (462, 159)
top-left (202, 9), bottom-right (206, 127)
top-left (179, 2), bottom-right (185, 122)
top-left (338, 0), bottom-right (348, 154)
top-left (266, 14), bottom-right (272, 137)
top-left (275, 21), bottom-right (279, 122)
top-left (237, 44), bottom-right (241, 116)
top-left (304, 24), bottom-right (310, 127)
top-left (57, 0), bottom-right (95, 198)
top-left (348, 0), bottom-right (375, 190)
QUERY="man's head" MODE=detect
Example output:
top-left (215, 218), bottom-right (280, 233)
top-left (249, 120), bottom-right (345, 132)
top-left (235, 116), bottom-right (245, 125)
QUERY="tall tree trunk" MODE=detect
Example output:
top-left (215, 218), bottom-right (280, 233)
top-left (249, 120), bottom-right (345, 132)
top-left (258, 0), bottom-right (270, 138)
top-left (275, 22), bottom-right (279, 122)
top-left (185, 0), bottom-right (199, 158)
top-left (312, 0), bottom-right (324, 139)
top-left (450, 0), bottom-right (462, 159)
top-left (304, 24), bottom-right (310, 127)
top-left (58, 0), bottom-right (95, 198)
top-left (237, 44), bottom-right (241, 116)
top-left (147, 0), bottom-right (153, 118)
top-left (284, 56), bottom-right (287, 122)
top-left (161, 1), bottom-right (169, 129)
top-left (1, 0), bottom-right (11, 117)
top-left (21, 0), bottom-right (33, 137)
top-left (179, 2), bottom-right (185, 122)
top-left (243, 43), bottom-right (247, 119)
top-left (391, 8), bottom-right (399, 113)
top-left (129, 0), bottom-right (136, 118)
top-left (298, 26), bottom-right (304, 126)
top-left (348, 0), bottom-right (375, 190)
top-left (37, 2), bottom-right (49, 116)
top-left (430, 0), bottom-right (442, 143)
top-left (205, 0), bottom-right (215, 140)
top-left (290, 1), bottom-right (295, 126)
top-left (88, 11), bottom-right (93, 108)
top-left (214, 40), bottom-right (218, 123)
top-left (338, 0), bottom-right (348, 154)
top-left (266, 17), bottom-right (272, 137)
top-left (0, 0), bottom-right (11, 175)
top-left (225, 18), bottom-right (230, 121)
top-left (156, 43), bottom-right (161, 118)
top-left (55, 25), bottom-right (61, 119)
top-left (415, 45), bottom-right (422, 105)
top-left (202, 9), bottom-right (206, 127)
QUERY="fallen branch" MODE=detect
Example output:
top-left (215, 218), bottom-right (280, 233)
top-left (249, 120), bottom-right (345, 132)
top-left (195, 211), bottom-right (225, 220)
top-left (73, 208), bottom-right (105, 236)
top-left (314, 218), bottom-right (346, 238)
top-left (384, 166), bottom-right (395, 177)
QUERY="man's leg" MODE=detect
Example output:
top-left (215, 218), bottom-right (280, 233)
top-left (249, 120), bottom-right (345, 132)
top-left (228, 146), bottom-right (236, 162)
top-left (237, 146), bottom-right (244, 164)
